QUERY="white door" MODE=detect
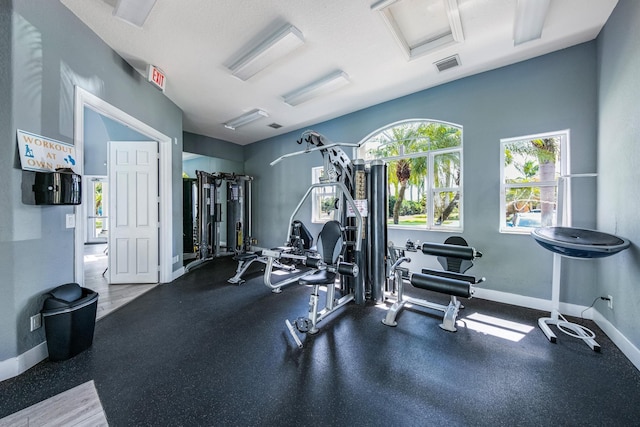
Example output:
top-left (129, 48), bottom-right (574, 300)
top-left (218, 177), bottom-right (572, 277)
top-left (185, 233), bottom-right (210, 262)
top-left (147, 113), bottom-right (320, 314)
top-left (108, 141), bottom-right (159, 284)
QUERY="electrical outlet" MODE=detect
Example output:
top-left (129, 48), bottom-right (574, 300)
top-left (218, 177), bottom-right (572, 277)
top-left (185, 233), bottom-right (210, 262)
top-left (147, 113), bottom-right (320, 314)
top-left (30, 314), bottom-right (42, 331)
top-left (607, 295), bottom-right (613, 310)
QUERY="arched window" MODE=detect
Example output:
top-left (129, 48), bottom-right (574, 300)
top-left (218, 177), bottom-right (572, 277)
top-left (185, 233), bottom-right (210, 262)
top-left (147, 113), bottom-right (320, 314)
top-left (357, 119), bottom-right (463, 231)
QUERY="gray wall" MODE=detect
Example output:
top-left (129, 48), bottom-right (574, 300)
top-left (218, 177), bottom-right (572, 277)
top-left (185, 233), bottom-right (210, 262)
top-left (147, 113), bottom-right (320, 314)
top-left (182, 156), bottom-right (244, 178)
top-left (596, 0), bottom-right (640, 347)
top-left (84, 107), bottom-right (149, 176)
top-left (1, 0), bottom-right (183, 361)
top-left (244, 42), bottom-right (600, 306)
top-left (183, 131), bottom-right (243, 163)
top-left (0, 0), bottom-right (15, 364)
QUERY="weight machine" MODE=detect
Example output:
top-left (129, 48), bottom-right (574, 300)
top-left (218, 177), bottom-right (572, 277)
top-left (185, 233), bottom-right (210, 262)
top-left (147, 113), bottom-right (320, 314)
top-left (227, 220), bottom-right (314, 288)
top-left (384, 238), bottom-right (484, 332)
top-left (270, 130), bottom-right (487, 347)
top-left (185, 171), bottom-right (253, 272)
top-left (267, 131), bottom-right (374, 346)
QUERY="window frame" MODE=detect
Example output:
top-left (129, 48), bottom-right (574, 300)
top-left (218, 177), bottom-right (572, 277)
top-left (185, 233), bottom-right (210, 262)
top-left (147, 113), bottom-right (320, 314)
top-left (499, 129), bottom-right (570, 234)
top-left (356, 119), bottom-right (464, 232)
top-left (311, 166), bottom-right (337, 224)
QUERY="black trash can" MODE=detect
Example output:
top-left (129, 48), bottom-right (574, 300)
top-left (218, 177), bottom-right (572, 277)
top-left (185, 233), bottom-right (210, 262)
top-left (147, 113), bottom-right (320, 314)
top-left (41, 283), bottom-right (98, 361)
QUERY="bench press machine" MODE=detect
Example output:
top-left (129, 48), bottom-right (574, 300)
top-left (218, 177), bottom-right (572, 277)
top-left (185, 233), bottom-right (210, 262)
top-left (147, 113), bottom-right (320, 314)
top-left (383, 238), bottom-right (484, 332)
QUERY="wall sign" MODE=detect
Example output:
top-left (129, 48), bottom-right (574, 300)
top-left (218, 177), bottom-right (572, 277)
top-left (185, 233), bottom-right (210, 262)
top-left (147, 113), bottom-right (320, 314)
top-left (16, 129), bottom-right (78, 173)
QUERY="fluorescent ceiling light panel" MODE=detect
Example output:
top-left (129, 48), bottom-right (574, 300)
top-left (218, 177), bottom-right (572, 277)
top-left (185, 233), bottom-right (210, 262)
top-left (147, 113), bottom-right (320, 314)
top-left (113, 0), bottom-right (157, 28)
top-left (224, 109), bottom-right (269, 130)
top-left (513, 0), bottom-right (551, 45)
top-left (283, 71), bottom-right (350, 106)
top-left (229, 25), bottom-right (304, 81)
top-left (371, 0), bottom-right (464, 61)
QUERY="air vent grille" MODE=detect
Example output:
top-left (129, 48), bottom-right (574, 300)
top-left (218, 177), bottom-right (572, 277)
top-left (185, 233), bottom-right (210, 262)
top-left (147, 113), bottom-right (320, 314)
top-left (434, 54), bottom-right (461, 72)
top-left (268, 123), bottom-right (283, 129)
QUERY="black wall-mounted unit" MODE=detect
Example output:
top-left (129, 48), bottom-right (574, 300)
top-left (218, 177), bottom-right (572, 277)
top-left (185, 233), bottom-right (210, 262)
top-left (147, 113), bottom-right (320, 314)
top-left (33, 169), bottom-right (81, 205)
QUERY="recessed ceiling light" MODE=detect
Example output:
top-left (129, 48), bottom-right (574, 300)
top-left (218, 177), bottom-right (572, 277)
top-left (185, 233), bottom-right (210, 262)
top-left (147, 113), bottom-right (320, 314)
top-left (513, 0), bottom-right (551, 45)
top-left (283, 71), bottom-right (350, 106)
top-left (224, 109), bottom-right (269, 130)
top-left (228, 24), bottom-right (305, 81)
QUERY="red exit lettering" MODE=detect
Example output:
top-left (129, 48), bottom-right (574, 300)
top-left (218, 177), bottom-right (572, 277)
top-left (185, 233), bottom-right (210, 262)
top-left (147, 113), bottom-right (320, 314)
top-left (148, 65), bottom-right (166, 91)
top-left (153, 69), bottom-right (164, 86)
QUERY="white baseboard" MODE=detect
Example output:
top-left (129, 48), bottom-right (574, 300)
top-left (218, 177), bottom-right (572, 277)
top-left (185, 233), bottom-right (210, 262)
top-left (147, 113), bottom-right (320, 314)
top-left (592, 311), bottom-right (640, 371)
top-left (0, 342), bottom-right (48, 383)
top-left (474, 288), bottom-right (640, 371)
top-left (473, 288), bottom-right (595, 319)
top-left (171, 266), bottom-right (185, 282)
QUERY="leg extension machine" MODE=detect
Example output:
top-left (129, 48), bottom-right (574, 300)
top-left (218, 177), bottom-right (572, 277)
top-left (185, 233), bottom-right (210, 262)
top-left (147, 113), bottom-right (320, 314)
top-left (383, 238), bottom-right (484, 332)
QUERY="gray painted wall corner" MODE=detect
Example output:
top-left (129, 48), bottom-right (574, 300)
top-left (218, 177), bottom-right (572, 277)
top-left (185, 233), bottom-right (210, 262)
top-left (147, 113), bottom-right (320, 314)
top-left (596, 0), bottom-right (640, 348)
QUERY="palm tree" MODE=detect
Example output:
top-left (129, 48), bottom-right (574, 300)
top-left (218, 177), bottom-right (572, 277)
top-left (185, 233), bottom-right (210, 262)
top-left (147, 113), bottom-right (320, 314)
top-left (369, 124), bottom-right (427, 223)
top-left (421, 124), bottom-right (461, 225)
top-left (532, 138), bottom-right (558, 226)
top-left (393, 158), bottom-right (412, 223)
top-left (367, 122), bottom-right (460, 224)
top-left (504, 137), bottom-right (559, 225)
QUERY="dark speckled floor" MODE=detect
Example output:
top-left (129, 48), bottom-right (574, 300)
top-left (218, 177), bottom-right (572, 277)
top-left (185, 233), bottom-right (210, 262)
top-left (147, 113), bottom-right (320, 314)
top-left (1, 257), bottom-right (640, 426)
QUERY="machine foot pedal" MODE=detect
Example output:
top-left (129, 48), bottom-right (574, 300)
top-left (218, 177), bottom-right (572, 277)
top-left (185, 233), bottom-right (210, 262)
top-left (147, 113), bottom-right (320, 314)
top-left (294, 317), bottom-right (313, 333)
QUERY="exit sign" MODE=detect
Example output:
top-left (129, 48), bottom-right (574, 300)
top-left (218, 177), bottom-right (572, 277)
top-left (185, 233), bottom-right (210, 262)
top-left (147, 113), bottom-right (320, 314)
top-left (147, 65), bottom-right (166, 92)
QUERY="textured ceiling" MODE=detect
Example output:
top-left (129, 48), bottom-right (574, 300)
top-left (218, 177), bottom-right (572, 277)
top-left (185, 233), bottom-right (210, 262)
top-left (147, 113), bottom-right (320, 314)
top-left (60, 0), bottom-right (618, 145)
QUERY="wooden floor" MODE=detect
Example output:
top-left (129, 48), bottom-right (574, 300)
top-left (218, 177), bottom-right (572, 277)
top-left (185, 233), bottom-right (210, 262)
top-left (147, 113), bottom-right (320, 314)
top-left (0, 381), bottom-right (108, 426)
top-left (83, 243), bottom-right (157, 321)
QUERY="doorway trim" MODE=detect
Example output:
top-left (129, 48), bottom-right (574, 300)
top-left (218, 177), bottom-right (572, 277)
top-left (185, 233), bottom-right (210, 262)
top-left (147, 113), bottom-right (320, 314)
top-left (73, 86), bottom-right (173, 285)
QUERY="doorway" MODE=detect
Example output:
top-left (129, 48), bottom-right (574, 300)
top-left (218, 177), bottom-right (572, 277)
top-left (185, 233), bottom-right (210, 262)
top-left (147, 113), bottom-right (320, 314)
top-left (73, 87), bottom-right (174, 289)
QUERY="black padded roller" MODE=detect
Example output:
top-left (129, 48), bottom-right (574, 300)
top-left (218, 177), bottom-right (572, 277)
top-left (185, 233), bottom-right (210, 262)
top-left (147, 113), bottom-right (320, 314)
top-left (420, 242), bottom-right (476, 260)
top-left (337, 262), bottom-right (358, 277)
top-left (305, 257), bottom-right (322, 268)
top-left (410, 272), bottom-right (472, 298)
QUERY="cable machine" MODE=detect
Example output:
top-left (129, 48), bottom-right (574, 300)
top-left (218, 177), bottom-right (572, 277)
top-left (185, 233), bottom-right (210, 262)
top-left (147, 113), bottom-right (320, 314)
top-left (185, 171), bottom-right (253, 272)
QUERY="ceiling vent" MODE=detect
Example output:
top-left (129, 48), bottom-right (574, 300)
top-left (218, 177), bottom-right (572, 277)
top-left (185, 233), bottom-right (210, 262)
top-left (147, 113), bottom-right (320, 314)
top-left (434, 54), bottom-right (461, 72)
top-left (268, 123), bottom-right (283, 129)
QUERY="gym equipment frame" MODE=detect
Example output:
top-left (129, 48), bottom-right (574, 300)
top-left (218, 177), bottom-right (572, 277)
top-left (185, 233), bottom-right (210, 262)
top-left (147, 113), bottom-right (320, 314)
top-left (271, 131), bottom-right (370, 347)
top-left (185, 171), bottom-right (253, 272)
top-left (284, 221), bottom-right (359, 348)
top-left (383, 239), bottom-right (484, 332)
top-left (227, 221), bottom-right (313, 286)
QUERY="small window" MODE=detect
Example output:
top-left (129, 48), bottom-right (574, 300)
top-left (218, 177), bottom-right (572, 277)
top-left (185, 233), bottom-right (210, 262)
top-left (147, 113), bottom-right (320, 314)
top-left (500, 130), bottom-right (569, 233)
top-left (311, 166), bottom-right (337, 223)
top-left (357, 119), bottom-right (463, 231)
